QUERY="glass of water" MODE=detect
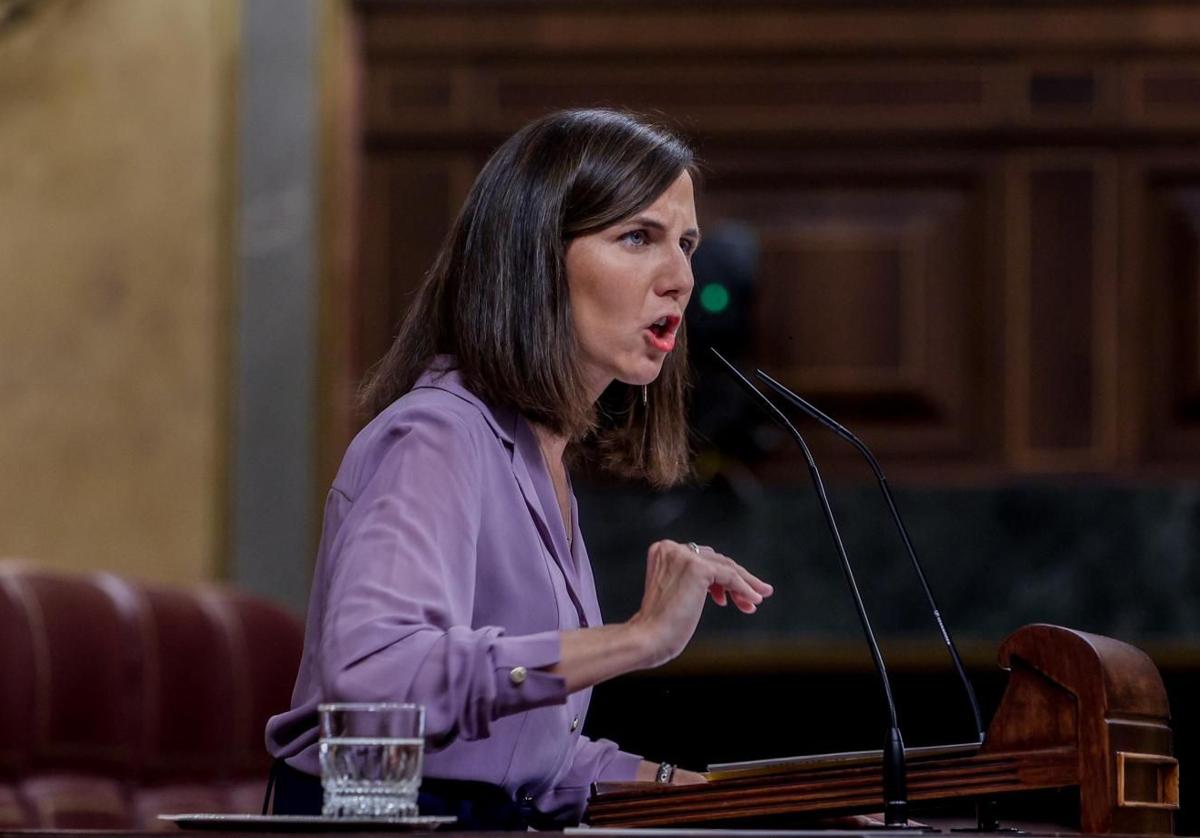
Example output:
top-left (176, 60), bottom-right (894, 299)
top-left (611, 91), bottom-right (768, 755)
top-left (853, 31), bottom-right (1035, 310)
top-left (318, 702), bottom-right (425, 819)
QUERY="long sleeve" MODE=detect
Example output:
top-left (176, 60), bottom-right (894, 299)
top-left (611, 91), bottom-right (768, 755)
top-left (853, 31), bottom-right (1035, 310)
top-left (532, 734), bottom-right (642, 823)
top-left (318, 405), bottom-right (568, 747)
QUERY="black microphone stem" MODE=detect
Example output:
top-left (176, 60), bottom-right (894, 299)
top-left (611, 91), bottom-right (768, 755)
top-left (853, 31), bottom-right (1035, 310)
top-left (710, 349), bottom-right (910, 826)
top-left (755, 369), bottom-right (986, 745)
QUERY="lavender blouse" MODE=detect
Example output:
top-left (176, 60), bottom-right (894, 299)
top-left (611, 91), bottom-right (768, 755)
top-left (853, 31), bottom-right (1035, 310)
top-left (265, 361), bottom-right (642, 822)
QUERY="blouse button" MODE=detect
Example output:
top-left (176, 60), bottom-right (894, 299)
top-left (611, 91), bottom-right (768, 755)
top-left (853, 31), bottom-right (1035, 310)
top-left (570, 716), bottom-right (579, 732)
top-left (509, 665), bottom-right (528, 685)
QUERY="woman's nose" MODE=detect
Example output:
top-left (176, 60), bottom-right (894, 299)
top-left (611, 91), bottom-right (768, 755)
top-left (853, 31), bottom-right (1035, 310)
top-left (658, 251), bottom-right (695, 299)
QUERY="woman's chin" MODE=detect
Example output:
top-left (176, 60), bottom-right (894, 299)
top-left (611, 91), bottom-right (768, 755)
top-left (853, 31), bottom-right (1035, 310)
top-left (617, 363), bottom-right (665, 388)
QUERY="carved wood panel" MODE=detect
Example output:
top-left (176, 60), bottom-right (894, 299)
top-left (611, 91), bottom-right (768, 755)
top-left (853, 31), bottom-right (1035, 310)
top-left (696, 157), bottom-right (996, 467)
top-left (343, 0), bottom-right (1200, 480)
top-left (1130, 155), bottom-right (1200, 467)
top-left (1005, 155), bottom-right (1121, 472)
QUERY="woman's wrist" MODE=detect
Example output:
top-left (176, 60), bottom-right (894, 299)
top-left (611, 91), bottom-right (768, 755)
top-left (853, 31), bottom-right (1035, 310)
top-left (633, 760), bottom-right (708, 785)
top-left (618, 616), bottom-right (661, 670)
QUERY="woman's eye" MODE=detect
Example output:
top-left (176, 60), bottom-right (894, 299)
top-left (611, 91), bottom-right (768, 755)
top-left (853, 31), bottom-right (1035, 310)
top-left (680, 238), bottom-right (697, 256)
top-left (622, 230), bottom-right (648, 247)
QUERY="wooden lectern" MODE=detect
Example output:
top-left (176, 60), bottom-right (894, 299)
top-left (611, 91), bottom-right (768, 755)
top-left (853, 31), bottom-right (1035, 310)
top-left (586, 625), bottom-right (1179, 834)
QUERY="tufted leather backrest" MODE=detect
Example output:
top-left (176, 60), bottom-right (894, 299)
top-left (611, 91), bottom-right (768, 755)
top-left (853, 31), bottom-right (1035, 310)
top-left (0, 561), bottom-right (303, 829)
top-left (140, 584), bottom-right (239, 781)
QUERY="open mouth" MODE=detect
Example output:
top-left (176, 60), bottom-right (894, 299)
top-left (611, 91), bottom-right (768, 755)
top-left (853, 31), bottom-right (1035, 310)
top-left (648, 314), bottom-right (680, 339)
top-left (645, 314), bottom-right (681, 352)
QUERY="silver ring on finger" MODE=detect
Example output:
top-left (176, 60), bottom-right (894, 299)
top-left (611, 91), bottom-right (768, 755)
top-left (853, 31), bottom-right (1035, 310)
top-left (687, 541), bottom-right (702, 555)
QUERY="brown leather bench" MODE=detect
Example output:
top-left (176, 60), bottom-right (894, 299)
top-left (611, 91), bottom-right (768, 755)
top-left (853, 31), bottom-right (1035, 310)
top-left (0, 561), bottom-right (303, 829)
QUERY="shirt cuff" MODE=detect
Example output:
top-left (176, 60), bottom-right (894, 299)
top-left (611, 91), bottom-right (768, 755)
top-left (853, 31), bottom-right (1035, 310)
top-left (492, 630), bottom-right (567, 717)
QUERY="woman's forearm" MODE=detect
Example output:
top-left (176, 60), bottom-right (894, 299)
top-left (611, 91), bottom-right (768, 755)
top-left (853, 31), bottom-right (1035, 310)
top-left (547, 622), bottom-right (654, 693)
top-left (546, 539), bottom-right (772, 694)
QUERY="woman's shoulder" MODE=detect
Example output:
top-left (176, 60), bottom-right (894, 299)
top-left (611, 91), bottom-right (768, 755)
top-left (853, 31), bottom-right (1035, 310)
top-left (333, 376), bottom-right (514, 497)
top-left (357, 386), bottom-right (490, 455)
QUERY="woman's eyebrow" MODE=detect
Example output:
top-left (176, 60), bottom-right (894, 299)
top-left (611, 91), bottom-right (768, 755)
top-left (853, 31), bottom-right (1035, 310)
top-left (627, 216), bottom-right (702, 242)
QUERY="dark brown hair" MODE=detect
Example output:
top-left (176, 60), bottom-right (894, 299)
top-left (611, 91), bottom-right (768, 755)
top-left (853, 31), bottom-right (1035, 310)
top-left (358, 108), bottom-right (696, 487)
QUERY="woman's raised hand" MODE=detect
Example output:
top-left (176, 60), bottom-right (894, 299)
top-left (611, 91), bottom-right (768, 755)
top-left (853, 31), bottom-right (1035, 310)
top-left (550, 541), bottom-right (772, 692)
top-left (628, 540), bottom-right (773, 668)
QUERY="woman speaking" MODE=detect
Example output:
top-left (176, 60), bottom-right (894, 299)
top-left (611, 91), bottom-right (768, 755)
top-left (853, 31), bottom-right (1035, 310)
top-left (265, 108), bottom-right (773, 828)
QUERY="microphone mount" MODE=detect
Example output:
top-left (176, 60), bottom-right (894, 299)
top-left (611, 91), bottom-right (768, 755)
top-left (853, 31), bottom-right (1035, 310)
top-left (754, 369), bottom-right (986, 746)
top-left (710, 348), bottom-right (921, 829)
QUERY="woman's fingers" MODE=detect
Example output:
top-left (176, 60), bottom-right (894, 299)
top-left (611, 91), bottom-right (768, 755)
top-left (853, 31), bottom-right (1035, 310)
top-left (695, 546), bottom-right (775, 597)
top-left (706, 562), bottom-right (762, 613)
top-left (746, 573), bottom-right (774, 596)
top-left (707, 583), bottom-right (728, 607)
top-left (727, 592), bottom-right (758, 613)
top-left (707, 584), bottom-right (755, 613)
top-left (684, 544), bottom-right (770, 613)
top-left (711, 583), bottom-right (756, 612)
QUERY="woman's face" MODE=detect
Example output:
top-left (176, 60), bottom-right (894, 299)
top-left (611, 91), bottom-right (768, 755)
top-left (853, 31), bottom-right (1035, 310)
top-left (565, 171), bottom-right (699, 402)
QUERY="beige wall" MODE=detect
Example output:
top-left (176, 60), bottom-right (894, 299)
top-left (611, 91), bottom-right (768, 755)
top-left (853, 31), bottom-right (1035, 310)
top-left (0, 0), bottom-right (237, 583)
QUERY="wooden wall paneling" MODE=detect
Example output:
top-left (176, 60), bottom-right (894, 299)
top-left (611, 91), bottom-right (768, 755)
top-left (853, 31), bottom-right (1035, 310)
top-left (358, 56), bottom-right (1200, 143)
top-left (1126, 62), bottom-right (1200, 130)
top-left (355, 155), bottom-right (394, 383)
top-left (1013, 62), bottom-right (1122, 128)
top-left (1132, 153), bottom-right (1200, 466)
top-left (485, 60), bottom-right (999, 136)
top-left (354, 153), bottom-right (475, 385)
top-left (982, 158), bottom-right (1011, 475)
top-left (365, 62), bottom-right (499, 136)
top-left (1118, 156), bottom-right (1146, 468)
top-left (359, 58), bottom-right (1012, 141)
top-left (1005, 154), bottom-right (1121, 472)
top-left (697, 154), bottom-right (993, 470)
top-left (357, 4), bottom-right (1200, 59)
top-left (347, 0), bottom-right (1200, 481)
top-left (1095, 156), bottom-right (1123, 472)
top-left (365, 65), bottom-right (457, 133)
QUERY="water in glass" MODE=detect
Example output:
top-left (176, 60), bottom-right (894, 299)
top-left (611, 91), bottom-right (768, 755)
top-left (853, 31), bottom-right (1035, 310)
top-left (318, 703), bottom-right (424, 819)
top-left (319, 736), bottom-right (423, 817)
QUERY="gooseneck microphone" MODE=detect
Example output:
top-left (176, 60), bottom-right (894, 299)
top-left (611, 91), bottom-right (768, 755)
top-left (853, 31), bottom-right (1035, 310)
top-left (755, 369), bottom-right (986, 746)
top-left (710, 348), bottom-right (912, 828)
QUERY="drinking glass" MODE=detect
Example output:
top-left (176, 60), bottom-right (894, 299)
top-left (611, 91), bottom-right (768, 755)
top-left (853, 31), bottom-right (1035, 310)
top-left (318, 702), bottom-right (425, 818)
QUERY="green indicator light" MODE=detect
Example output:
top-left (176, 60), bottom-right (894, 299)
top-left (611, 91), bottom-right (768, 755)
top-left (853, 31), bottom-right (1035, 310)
top-left (700, 283), bottom-right (730, 314)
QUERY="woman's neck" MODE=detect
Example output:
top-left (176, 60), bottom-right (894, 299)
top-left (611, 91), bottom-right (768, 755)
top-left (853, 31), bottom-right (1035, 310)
top-left (531, 422), bottom-right (568, 467)
top-left (531, 421), bottom-right (573, 548)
